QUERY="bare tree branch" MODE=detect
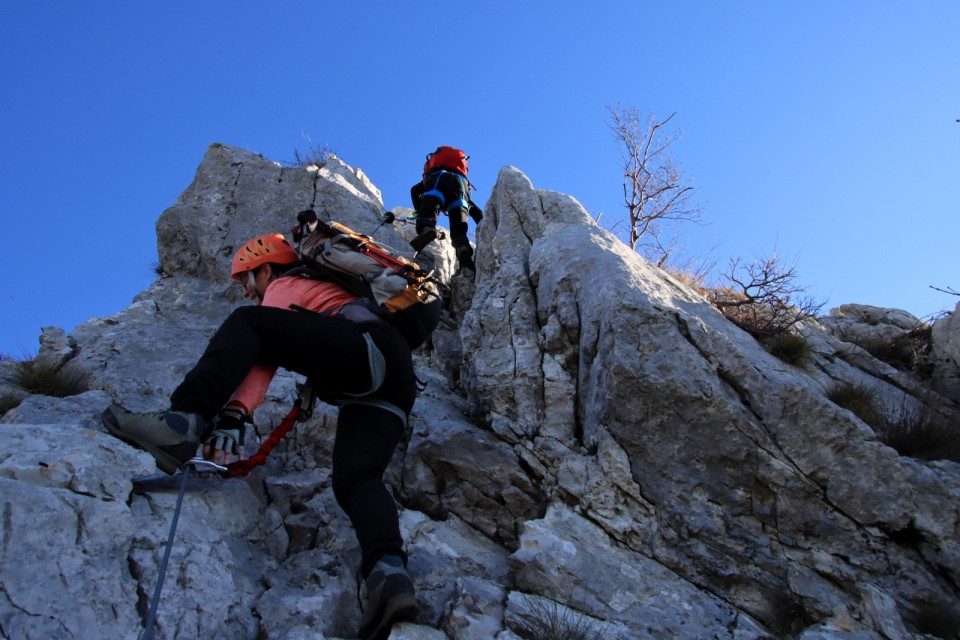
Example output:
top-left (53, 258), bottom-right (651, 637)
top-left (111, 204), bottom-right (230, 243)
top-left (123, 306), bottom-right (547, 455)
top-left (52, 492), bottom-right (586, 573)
top-left (711, 253), bottom-right (823, 337)
top-left (606, 104), bottom-right (703, 267)
top-left (930, 285), bottom-right (960, 297)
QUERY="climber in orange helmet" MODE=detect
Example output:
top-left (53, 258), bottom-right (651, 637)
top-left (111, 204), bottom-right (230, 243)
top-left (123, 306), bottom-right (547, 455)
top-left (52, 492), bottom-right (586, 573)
top-left (101, 232), bottom-right (419, 640)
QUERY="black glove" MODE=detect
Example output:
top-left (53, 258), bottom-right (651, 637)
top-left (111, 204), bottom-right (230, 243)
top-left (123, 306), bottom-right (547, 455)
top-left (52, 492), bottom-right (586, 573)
top-left (293, 209), bottom-right (319, 242)
top-left (297, 209), bottom-right (318, 227)
top-left (469, 203), bottom-right (483, 223)
top-left (204, 406), bottom-right (248, 461)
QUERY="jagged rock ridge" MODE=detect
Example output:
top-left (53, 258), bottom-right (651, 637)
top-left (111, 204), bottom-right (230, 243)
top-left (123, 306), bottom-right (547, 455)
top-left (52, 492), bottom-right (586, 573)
top-left (1, 143), bottom-right (958, 640)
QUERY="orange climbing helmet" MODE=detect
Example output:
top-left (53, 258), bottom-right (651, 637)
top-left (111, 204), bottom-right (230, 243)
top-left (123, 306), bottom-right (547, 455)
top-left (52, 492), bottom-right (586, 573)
top-left (230, 234), bottom-right (299, 280)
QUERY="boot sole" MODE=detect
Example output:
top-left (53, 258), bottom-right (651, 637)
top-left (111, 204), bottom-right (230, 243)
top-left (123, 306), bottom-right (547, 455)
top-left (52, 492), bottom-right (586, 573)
top-left (101, 408), bottom-right (190, 475)
top-left (360, 593), bottom-right (418, 640)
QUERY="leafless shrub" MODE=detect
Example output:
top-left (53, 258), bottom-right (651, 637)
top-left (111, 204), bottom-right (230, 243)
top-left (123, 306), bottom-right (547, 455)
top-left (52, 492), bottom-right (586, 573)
top-left (710, 253), bottom-right (823, 337)
top-left (286, 132), bottom-right (334, 168)
top-left (929, 284), bottom-right (959, 297)
top-left (291, 143), bottom-right (332, 168)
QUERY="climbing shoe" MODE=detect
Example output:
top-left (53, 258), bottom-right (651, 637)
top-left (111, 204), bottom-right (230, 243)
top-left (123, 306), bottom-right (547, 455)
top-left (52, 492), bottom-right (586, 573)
top-left (409, 227), bottom-right (437, 253)
top-left (358, 555), bottom-right (418, 640)
top-left (101, 403), bottom-right (206, 474)
top-left (456, 245), bottom-right (475, 271)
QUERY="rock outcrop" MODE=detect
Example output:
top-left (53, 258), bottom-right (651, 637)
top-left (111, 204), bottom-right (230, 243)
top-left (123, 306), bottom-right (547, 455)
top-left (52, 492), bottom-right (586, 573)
top-left (931, 302), bottom-right (960, 400)
top-left (2, 144), bottom-right (958, 640)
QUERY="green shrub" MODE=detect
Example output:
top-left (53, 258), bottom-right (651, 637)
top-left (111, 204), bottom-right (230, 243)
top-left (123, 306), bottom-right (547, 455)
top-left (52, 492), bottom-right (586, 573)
top-left (766, 332), bottom-right (810, 366)
top-left (12, 360), bottom-right (89, 398)
top-left (513, 597), bottom-right (608, 640)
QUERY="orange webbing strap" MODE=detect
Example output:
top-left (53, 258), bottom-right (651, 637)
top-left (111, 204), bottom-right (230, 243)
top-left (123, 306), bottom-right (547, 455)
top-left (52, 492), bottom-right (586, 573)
top-left (224, 401), bottom-right (301, 478)
top-left (328, 220), bottom-right (422, 276)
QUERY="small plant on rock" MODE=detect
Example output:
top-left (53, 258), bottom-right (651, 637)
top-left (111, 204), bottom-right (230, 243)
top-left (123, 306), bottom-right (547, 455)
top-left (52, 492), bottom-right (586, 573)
top-left (857, 326), bottom-right (933, 378)
top-left (828, 384), bottom-right (960, 463)
top-left (291, 142), bottom-right (333, 169)
top-left (512, 597), bottom-right (608, 640)
top-left (766, 332), bottom-right (811, 366)
top-left (876, 398), bottom-right (960, 463)
top-left (827, 382), bottom-right (881, 426)
top-left (11, 359), bottom-right (89, 398)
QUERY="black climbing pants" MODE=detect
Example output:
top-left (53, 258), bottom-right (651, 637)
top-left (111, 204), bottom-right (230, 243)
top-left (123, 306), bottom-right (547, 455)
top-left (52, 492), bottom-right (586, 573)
top-left (414, 170), bottom-right (470, 251)
top-left (171, 305), bottom-right (416, 420)
top-left (169, 304), bottom-right (416, 574)
top-left (332, 402), bottom-right (407, 576)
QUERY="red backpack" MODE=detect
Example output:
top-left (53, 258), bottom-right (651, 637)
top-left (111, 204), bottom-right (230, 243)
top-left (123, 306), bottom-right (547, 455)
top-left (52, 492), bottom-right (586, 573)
top-left (423, 146), bottom-right (468, 176)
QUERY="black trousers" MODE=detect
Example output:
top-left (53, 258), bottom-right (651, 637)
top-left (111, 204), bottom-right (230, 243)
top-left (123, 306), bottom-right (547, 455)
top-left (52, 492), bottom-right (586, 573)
top-left (170, 305), bottom-right (417, 575)
top-left (414, 171), bottom-right (470, 250)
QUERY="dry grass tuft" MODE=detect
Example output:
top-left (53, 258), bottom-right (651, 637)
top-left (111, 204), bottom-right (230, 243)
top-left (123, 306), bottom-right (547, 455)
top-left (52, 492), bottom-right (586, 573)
top-left (11, 360), bottom-right (89, 398)
top-left (512, 597), bottom-right (608, 640)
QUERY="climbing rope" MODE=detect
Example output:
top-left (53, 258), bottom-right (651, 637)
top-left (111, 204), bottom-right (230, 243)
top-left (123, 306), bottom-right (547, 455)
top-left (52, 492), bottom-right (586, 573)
top-left (142, 458), bottom-right (226, 640)
top-left (223, 401), bottom-right (302, 478)
top-left (140, 400), bottom-right (306, 637)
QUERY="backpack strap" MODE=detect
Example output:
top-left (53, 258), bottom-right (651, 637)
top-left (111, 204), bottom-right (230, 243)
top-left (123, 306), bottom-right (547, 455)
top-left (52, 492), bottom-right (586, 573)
top-left (337, 332), bottom-right (386, 398)
top-left (422, 170), bottom-right (471, 212)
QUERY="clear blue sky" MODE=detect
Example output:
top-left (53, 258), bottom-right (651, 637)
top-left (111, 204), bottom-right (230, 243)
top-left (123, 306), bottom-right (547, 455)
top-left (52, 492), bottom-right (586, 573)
top-left (2, 1), bottom-right (958, 357)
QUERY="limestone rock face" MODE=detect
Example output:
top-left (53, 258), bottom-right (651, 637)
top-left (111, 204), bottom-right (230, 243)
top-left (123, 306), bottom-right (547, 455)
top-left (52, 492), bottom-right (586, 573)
top-left (156, 143), bottom-right (386, 282)
top-left (820, 303), bottom-right (924, 346)
top-left (931, 300), bottom-right (960, 399)
top-left (2, 144), bottom-right (958, 640)
top-left (820, 301), bottom-right (960, 403)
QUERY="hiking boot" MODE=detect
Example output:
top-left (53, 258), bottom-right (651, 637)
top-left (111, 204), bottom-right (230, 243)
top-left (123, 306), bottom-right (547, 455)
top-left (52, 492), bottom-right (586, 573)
top-left (456, 245), bottom-right (475, 271)
top-left (358, 555), bottom-right (418, 640)
top-left (409, 227), bottom-right (437, 253)
top-left (101, 403), bottom-right (206, 474)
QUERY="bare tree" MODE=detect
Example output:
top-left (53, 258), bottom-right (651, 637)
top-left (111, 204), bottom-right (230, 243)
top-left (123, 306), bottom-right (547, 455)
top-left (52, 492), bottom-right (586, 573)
top-left (606, 104), bottom-right (703, 267)
top-left (711, 253), bottom-right (823, 337)
top-left (930, 285), bottom-right (960, 297)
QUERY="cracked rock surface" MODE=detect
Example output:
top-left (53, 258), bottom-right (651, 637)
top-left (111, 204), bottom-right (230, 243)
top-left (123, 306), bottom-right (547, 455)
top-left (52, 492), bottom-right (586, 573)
top-left (2, 144), bottom-right (958, 639)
